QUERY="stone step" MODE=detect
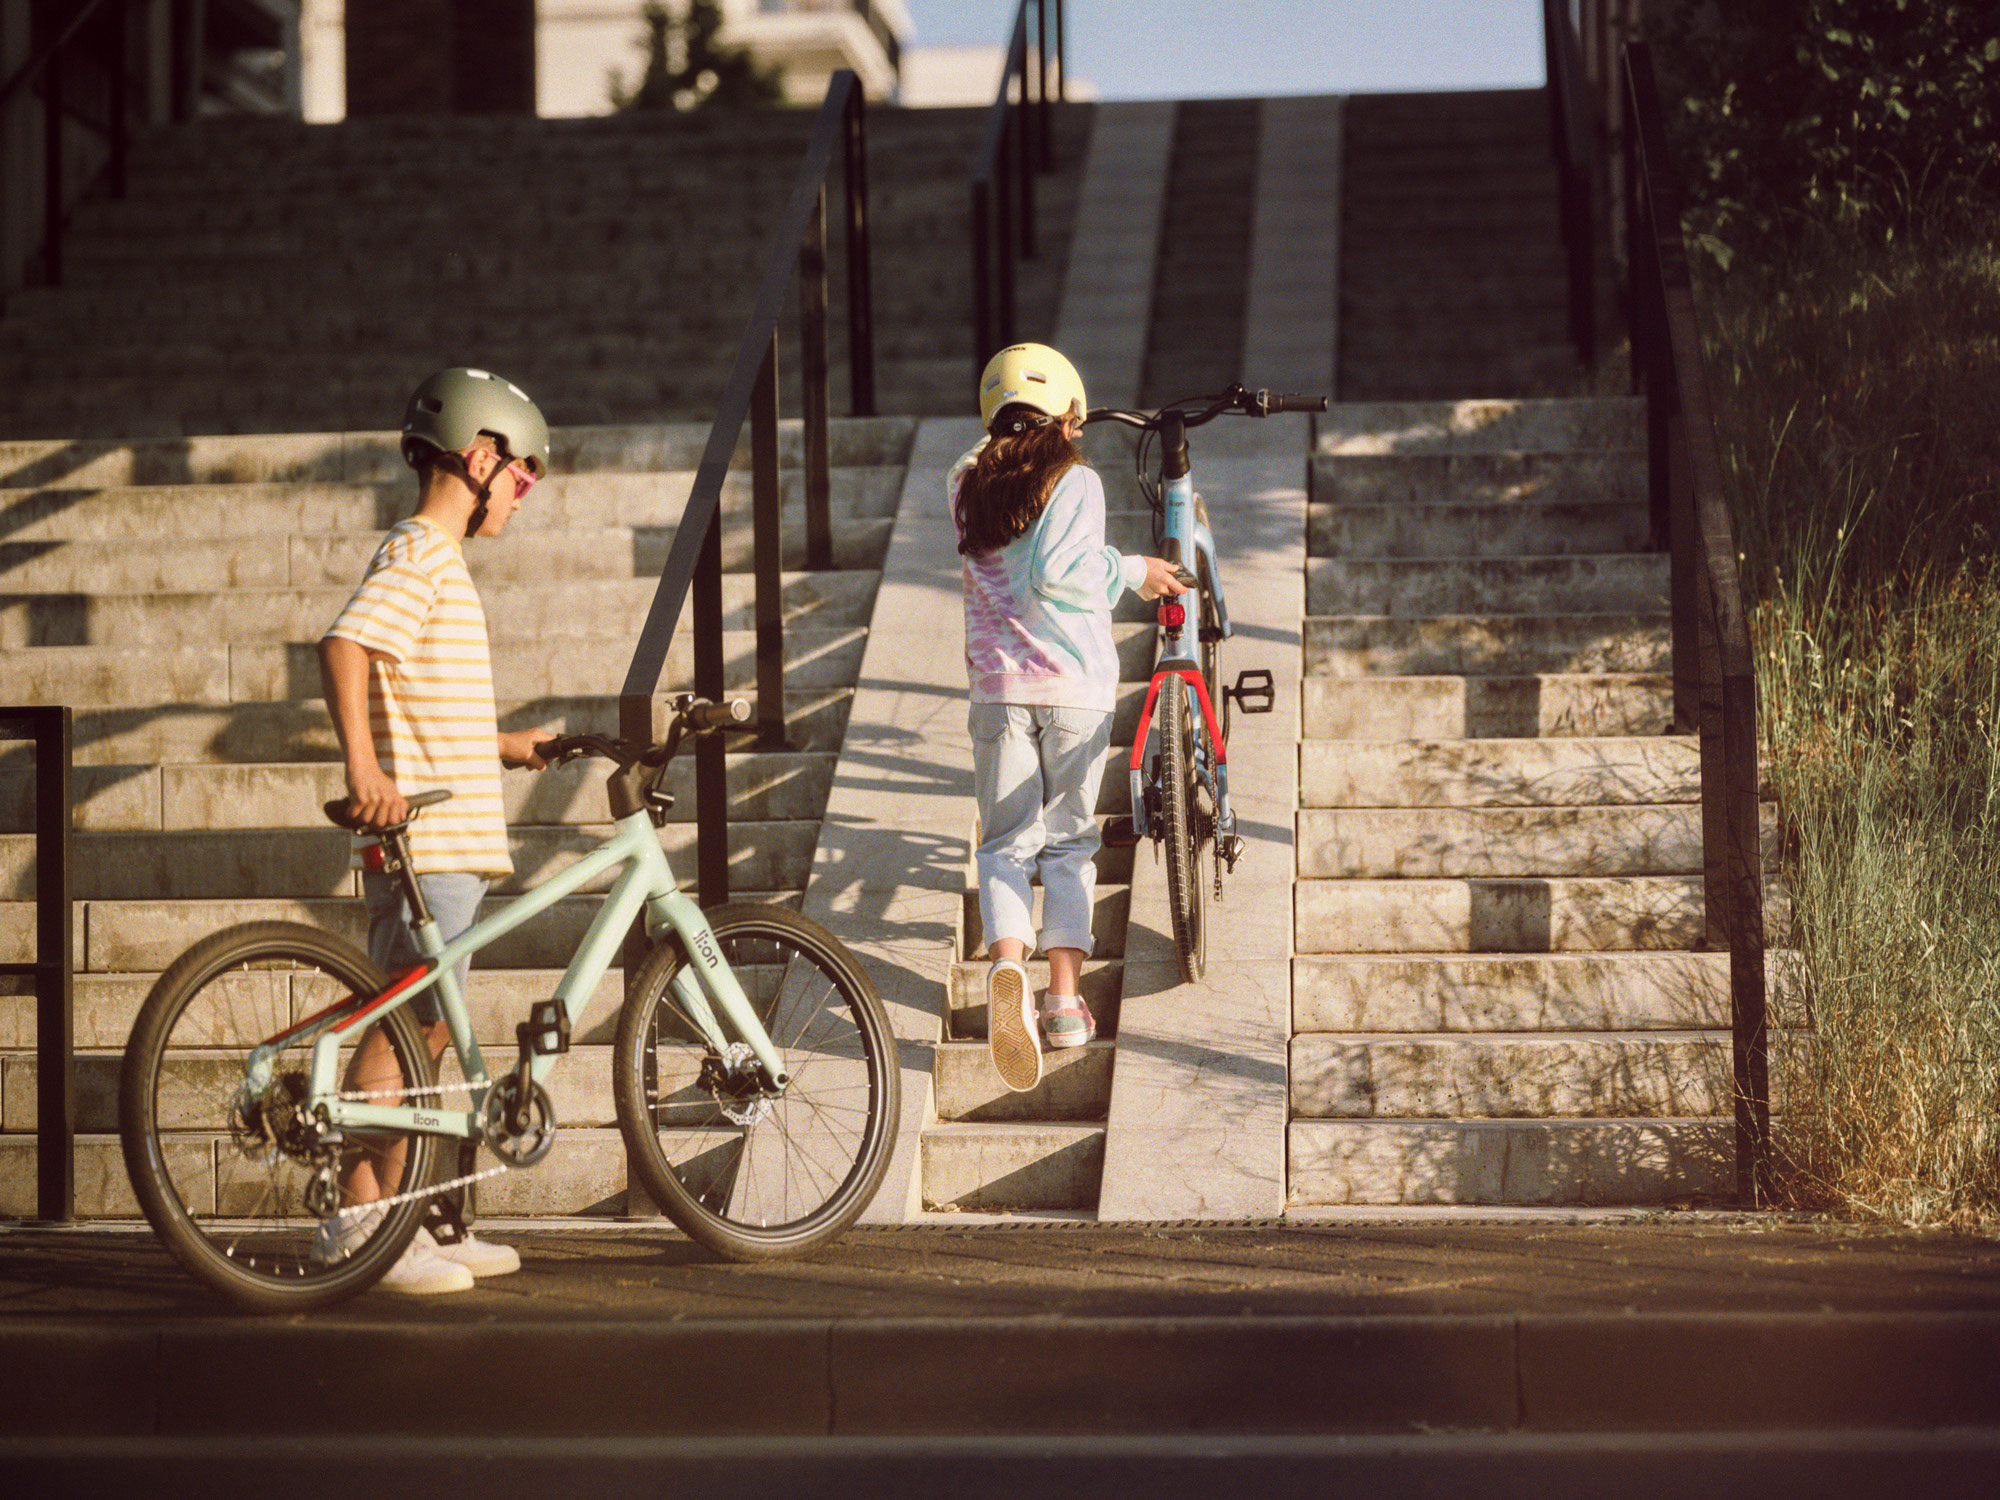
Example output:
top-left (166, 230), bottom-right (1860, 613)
top-left (1300, 737), bottom-right (1698, 807)
top-left (932, 1040), bottom-right (1115, 1123)
top-left (54, 890), bottom-right (801, 974)
top-left (1308, 500), bottom-right (1651, 558)
top-left (1302, 675), bottom-right (1674, 740)
top-left (0, 469), bottom-right (905, 541)
top-left (1304, 614), bottom-right (1669, 677)
top-left (920, 1122), bottom-right (1106, 1212)
top-left (960, 887), bottom-right (1133, 962)
top-left (1317, 400), bottom-right (1644, 457)
top-left (1296, 804), bottom-right (1763, 880)
top-left (0, 418), bottom-right (918, 489)
top-left (0, 571), bottom-right (880, 650)
top-left (2, 1042), bottom-right (623, 1138)
top-left (1296, 676), bottom-right (1672, 740)
top-left (1292, 951), bottom-right (1749, 1032)
top-left (41, 967), bottom-right (626, 1053)
top-left (0, 521), bottom-right (891, 597)
top-left (1307, 556), bottom-right (1668, 617)
top-left (0, 820), bottom-right (818, 901)
top-left (946, 958), bottom-right (1124, 1041)
top-left (1337, 351), bottom-right (1585, 405)
top-left (1291, 1031), bottom-right (1732, 1119)
top-left (1294, 876), bottom-right (1790, 954)
top-left (0, 751), bottom-right (837, 833)
top-left (0, 624), bottom-right (869, 704)
top-left (1311, 450), bottom-right (1644, 507)
top-left (1287, 1117), bottom-right (1732, 1206)
top-left (0, 688), bottom-right (853, 767)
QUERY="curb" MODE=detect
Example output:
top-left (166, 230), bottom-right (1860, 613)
top-left (5, 1311), bottom-right (1997, 1439)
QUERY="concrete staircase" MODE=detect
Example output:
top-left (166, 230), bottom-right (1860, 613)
top-left (1337, 90), bottom-right (1577, 401)
top-left (0, 416), bottom-right (912, 1215)
top-left (0, 80), bottom-right (1764, 1223)
top-left (1289, 397), bottom-right (1754, 1206)
top-left (0, 103), bottom-right (1091, 437)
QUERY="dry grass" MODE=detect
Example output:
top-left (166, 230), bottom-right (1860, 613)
top-left (1702, 224), bottom-right (2000, 1227)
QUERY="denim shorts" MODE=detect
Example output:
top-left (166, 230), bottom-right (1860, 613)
top-left (969, 701), bottom-right (1113, 956)
top-left (362, 869), bottom-right (489, 1027)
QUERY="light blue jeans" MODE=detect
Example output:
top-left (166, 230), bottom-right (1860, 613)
top-left (970, 701), bottom-right (1112, 957)
top-left (363, 869), bottom-right (489, 1027)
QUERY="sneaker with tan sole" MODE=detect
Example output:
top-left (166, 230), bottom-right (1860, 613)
top-left (986, 957), bottom-right (1041, 1092)
top-left (418, 1226), bottom-right (520, 1278)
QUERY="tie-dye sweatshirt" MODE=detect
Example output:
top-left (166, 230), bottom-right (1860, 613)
top-left (952, 445), bottom-right (1148, 711)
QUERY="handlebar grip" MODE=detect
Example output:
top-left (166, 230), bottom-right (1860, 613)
top-left (1258, 390), bottom-right (1329, 415)
top-left (686, 697), bottom-right (753, 733)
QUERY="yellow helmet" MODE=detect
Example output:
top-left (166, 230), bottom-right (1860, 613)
top-left (978, 342), bottom-right (1087, 429)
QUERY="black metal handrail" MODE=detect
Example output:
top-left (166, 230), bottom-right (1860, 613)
top-left (1543, 0), bottom-right (1601, 365)
top-left (617, 70), bottom-right (874, 907)
top-left (1622, 41), bottom-right (1771, 1205)
top-left (969, 0), bottom-right (1066, 372)
top-left (0, 708), bottom-right (73, 1224)
top-left (0, 0), bottom-right (134, 305)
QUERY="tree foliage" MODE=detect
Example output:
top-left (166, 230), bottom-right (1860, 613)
top-left (611, 1), bottom-right (785, 112)
top-left (1645, 0), bottom-right (2000, 264)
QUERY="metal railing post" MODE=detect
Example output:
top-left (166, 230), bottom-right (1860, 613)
top-left (842, 86), bottom-right (875, 418)
top-left (693, 497), bottom-right (728, 908)
top-left (801, 184), bottom-right (834, 576)
top-left (0, 707), bottom-right (74, 1224)
top-left (752, 335), bottom-right (789, 752)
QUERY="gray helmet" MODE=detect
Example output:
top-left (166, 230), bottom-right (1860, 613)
top-left (400, 367), bottom-right (550, 477)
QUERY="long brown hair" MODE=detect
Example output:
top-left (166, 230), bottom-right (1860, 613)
top-left (954, 412), bottom-right (1083, 557)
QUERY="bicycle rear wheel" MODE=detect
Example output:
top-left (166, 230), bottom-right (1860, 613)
top-left (119, 922), bottom-right (438, 1312)
top-left (1159, 679), bottom-right (1210, 982)
top-left (615, 902), bottom-right (900, 1260)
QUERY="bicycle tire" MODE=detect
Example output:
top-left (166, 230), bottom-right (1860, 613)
top-left (1159, 680), bottom-right (1209, 982)
top-left (119, 921), bottom-right (438, 1312)
top-left (614, 902), bottom-right (900, 1260)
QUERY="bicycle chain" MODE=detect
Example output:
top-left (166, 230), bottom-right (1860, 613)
top-left (313, 1076), bottom-right (513, 1219)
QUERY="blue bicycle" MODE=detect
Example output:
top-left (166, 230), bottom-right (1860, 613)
top-left (1091, 383), bottom-right (1327, 981)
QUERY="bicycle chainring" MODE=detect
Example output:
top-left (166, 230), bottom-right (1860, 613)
top-left (481, 1077), bottom-right (558, 1167)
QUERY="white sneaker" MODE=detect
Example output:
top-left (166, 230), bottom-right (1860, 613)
top-left (985, 958), bottom-right (1041, 1092)
top-left (377, 1236), bottom-right (476, 1296)
top-left (310, 1203), bottom-right (382, 1265)
top-left (417, 1225), bottom-right (521, 1278)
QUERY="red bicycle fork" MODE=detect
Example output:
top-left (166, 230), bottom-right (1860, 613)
top-left (1126, 655), bottom-right (1233, 844)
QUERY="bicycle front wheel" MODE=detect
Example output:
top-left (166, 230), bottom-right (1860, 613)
top-left (119, 922), bottom-right (439, 1312)
top-left (1159, 679), bottom-right (1210, 982)
top-left (614, 902), bottom-right (900, 1260)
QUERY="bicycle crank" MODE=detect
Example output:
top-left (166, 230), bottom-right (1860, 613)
top-left (481, 1076), bottom-right (558, 1166)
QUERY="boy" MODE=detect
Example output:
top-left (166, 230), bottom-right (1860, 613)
top-left (317, 366), bottom-right (557, 1293)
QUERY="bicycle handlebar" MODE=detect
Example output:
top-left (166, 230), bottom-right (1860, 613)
top-left (323, 695), bottom-right (753, 831)
top-left (1086, 382), bottom-right (1328, 431)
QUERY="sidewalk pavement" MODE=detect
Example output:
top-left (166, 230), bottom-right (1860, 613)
top-left (3, 1211), bottom-right (1999, 1445)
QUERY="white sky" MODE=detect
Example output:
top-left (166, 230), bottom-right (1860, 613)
top-left (904, 0), bottom-right (1547, 99)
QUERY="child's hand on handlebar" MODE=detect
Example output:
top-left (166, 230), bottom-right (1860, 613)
top-left (500, 726), bottom-right (559, 771)
top-left (1137, 556), bottom-right (1193, 601)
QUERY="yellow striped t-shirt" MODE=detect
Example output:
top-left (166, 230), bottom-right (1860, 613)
top-left (323, 515), bottom-right (512, 877)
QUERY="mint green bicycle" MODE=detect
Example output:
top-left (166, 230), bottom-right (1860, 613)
top-left (119, 695), bottom-right (898, 1312)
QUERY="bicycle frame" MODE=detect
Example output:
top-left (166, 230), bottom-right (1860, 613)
top-left (246, 809), bottom-right (788, 1145)
top-left (1125, 411), bottom-right (1240, 848)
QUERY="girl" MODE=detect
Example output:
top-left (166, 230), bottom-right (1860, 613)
top-left (953, 343), bottom-right (1187, 1092)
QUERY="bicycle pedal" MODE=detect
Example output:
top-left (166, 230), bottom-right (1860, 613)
top-left (1228, 668), bottom-right (1276, 715)
top-left (1103, 815), bottom-right (1141, 848)
top-left (1220, 834), bottom-right (1246, 871)
top-left (517, 999), bottom-right (571, 1057)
